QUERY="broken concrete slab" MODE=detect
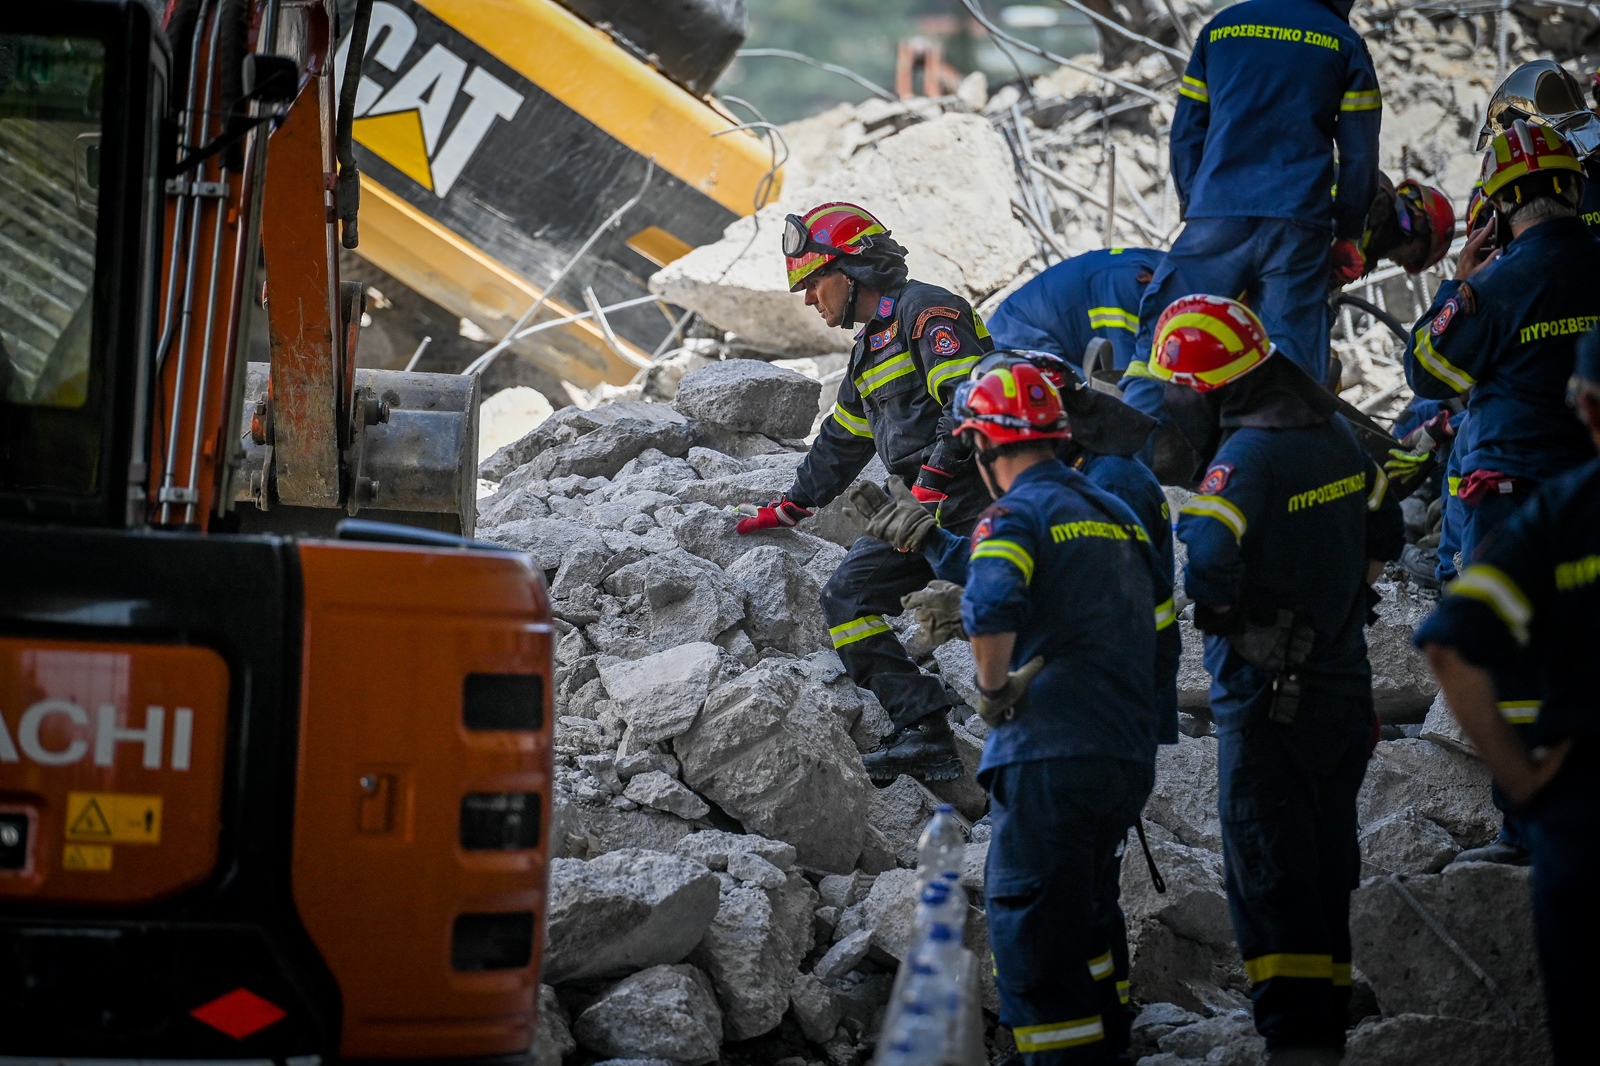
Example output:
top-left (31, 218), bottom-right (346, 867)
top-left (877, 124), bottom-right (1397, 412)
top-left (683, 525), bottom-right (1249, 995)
top-left (814, 927), bottom-right (873, 985)
top-left (725, 545), bottom-right (831, 656)
top-left (623, 771), bottom-right (710, 821)
top-left (672, 829), bottom-right (798, 872)
top-left (673, 359), bottom-right (822, 439)
top-left (691, 871), bottom-right (818, 1040)
top-left (1343, 1012), bottom-right (1549, 1066)
top-left (531, 983), bottom-right (576, 1066)
top-left (868, 775), bottom-right (960, 868)
top-left (596, 642), bottom-right (723, 745)
top-left (789, 971), bottom-right (844, 1043)
top-left (542, 848), bottom-right (721, 984)
top-left (1358, 738), bottom-right (1499, 848)
top-left (1351, 863), bottom-right (1543, 1028)
top-left (572, 964), bottom-right (723, 1066)
top-left (675, 657), bottom-right (873, 872)
top-left (1144, 735), bottom-right (1222, 853)
top-left (1122, 824), bottom-right (1233, 952)
top-left (1419, 690), bottom-right (1476, 758)
top-left (1359, 807), bottom-right (1460, 878)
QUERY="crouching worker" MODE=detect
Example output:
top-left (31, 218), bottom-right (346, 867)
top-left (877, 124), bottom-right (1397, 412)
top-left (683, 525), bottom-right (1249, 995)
top-left (732, 202), bottom-right (995, 783)
top-left (862, 360), bottom-right (1166, 1063)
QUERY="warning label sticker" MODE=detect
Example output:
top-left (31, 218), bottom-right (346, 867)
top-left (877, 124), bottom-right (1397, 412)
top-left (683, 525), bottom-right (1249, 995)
top-left (62, 843), bottom-right (113, 871)
top-left (65, 792), bottom-right (162, 845)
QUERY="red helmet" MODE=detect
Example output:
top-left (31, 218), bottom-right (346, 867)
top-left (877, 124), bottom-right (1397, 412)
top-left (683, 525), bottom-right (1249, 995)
top-left (953, 362), bottom-right (1071, 446)
top-left (1147, 295), bottom-right (1273, 393)
top-left (1464, 180), bottom-right (1491, 234)
top-left (1479, 119), bottom-right (1584, 204)
top-left (784, 202), bottom-right (888, 292)
top-left (1393, 180), bottom-right (1456, 272)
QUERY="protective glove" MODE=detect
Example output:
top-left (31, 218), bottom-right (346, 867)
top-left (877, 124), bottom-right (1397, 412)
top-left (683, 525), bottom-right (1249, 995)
top-left (732, 496), bottom-right (812, 535)
top-left (976, 656), bottom-right (1046, 726)
top-left (901, 580), bottom-right (966, 655)
top-left (911, 463), bottom-right (954, 504)
top-left (840, 478), bottom-right (938, 553)
top-left (1330, 237), bottom-right (1366, 286)
top-left (1384, 410), bottom-right (1455, 483)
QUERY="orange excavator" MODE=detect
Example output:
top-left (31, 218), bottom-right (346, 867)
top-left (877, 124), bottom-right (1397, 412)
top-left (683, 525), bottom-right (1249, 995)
top-left (0, 0), bottom-right (554, 1061)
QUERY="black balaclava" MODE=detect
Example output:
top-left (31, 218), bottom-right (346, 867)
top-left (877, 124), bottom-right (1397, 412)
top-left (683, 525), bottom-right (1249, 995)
top-left (836, 234), bottom-right (910, 330)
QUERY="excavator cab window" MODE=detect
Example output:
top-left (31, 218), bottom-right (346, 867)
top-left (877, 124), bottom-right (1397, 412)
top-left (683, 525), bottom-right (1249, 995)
top-left (0, 2), bottom-right (165, 524)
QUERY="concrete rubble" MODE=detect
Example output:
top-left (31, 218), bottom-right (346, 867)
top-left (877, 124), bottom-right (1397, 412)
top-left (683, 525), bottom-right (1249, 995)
top-left (464, 9), bottom-right (1575, 1065)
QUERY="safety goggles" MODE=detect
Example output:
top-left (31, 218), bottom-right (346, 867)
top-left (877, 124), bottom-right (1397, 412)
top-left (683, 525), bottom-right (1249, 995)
top-left (952, 378), bottom-right (1053, 431)
top-left (969, 349), bottom-right (1077, 390)
top-left (782, 213), bottom-right (854, 260)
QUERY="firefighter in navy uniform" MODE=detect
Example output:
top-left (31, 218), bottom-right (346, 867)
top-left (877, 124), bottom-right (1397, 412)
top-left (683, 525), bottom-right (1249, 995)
top-left (1404, 121), bottom-right (1600, 863)
top-left (733, 202), bottom-right (994, 782)
top-left (985, 248), bottom-right (1162, 382)
top-left (1414, 332), bottom-right (1600, 1066)
top-left (1152, 295), bottom-right (1404, 1065)
top-left (1129, 0), bottom-right (1383, 393)
top-left (932, 360), bottom-right (1167, 1064)
top-left (844, 352), bottom-right (1179, 1059)
top-left (1477, 59), bottom-right (1600, 236)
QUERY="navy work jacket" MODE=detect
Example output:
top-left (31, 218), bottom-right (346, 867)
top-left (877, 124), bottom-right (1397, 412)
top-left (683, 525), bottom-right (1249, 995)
top-left (1172, 0), bottom-right (1380, 239)
top-left (986, 248), bottom-right (1163, 376)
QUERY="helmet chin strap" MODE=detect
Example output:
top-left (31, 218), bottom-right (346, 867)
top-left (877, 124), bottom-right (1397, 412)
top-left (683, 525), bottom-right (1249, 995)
top-left (841, 278), bottom-right (859, 330)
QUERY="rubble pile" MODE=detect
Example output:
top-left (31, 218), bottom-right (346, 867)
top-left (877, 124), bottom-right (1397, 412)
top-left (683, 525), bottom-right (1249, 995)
top-left (647, 7), bottom-right (1551, 424)
top-left (476, 350), bottom-right (1546, 1064)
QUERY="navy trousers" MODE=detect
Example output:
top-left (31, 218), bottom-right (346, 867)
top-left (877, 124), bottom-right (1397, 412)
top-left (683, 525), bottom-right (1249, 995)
top-left (986, 756), bottom-right (1154, 1064)
top-left (1527, 751), bottom-right (1600, 1065)
top-left (820, 528), bottom-right (971, 731)
top-left (1133, 216), bottom-right (1334, 382)
top-left (1217, 716), bottom-right (1370, 1051)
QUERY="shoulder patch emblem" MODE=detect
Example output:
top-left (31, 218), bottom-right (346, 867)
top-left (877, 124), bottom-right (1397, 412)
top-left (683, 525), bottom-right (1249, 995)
top-left (877, 295), bottom-right (895, 319)
top-left (970, 506), bottom-right (1007, 548)
top-left (869, 321), bottom-right (899, 351)
top-left (912, 305), bottom-right (961, 338)
top-left (1430, 297), bottom-right (1460, 337)
top-left (1199, 463), bottom-right (1235, 494)
top-left (926, 323), bottom-right (961, 357)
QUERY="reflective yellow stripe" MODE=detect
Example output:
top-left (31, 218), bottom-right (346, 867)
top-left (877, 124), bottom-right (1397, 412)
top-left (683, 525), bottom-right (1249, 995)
top-left (971, 538), bottom-right (1035, 584)
top-left (1154, 597), bottom-right (1177, 631)
top-left (1180, 494), bottom-right (1248, 541)
top-left (1117, 979), bottom-right (1131, 1005)
top-left (1332, 962), bottom-right (1352, 987)
top-left (1087, 950), bottom-right (1114, 980)
top-left (1412, 323), bottom-right (1476, 392)
top-left (973, 310), bottom-right (991, 340)
top-left (1015, 1016), bottom-right (1105, 1051)
top-left (854, 352), bottom-right (916, 397)
top-left (1122, 359), bottom-right (1154, 380)
top-left (1449, 564), bottom-right (1533, 646)
top-left (1500, 699), bottom-right (1541, 725)
top-left (1088, 306), bottom-right (1139, 332)
top-left (831, 404), bottom-right (872, 438)
top-left (1367, 465), bottom-right (1389, 511)
top-left (1179, 75), bottom-right (1209, 103)
top-left (1448, 475), bottom-right (1461, 497)
top-left (1341, 88), bottom-right (1382, 112)
top-left (1245, 953), bottom-right (1333, 983)
top-left (927, 355), bottom-right (981, 398)
top-left (829, 615), bottom-right (892, 649)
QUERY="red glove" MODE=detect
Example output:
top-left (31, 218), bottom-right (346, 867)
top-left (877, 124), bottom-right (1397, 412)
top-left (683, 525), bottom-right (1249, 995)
top-left (911, 464), bottom-right (951, 504)
top-left (733, 497), bottom-right (813, 534)
top-left (1330, 238), bottom-right (1366, 286)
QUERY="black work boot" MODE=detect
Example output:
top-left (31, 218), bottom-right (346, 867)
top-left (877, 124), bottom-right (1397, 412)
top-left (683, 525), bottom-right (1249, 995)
top-left (861, 713), bottom-right (964, 783)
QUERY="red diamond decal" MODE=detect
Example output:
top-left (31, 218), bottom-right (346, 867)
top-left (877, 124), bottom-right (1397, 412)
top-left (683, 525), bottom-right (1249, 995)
top-left (190, 987), bottom-right (287, 1040)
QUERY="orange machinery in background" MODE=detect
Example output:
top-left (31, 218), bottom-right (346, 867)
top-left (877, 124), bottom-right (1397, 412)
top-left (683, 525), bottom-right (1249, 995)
top-left (0, 1), bottom-right (554, 1062)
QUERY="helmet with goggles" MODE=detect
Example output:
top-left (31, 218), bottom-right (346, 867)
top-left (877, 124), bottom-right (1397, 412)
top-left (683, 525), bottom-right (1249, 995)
top-left (952, 361), bottom-right (1072, 447)
top-left (1478, 59), bottom-right (1600, 159)
top-left (783, 203), bottom-right (889, 292)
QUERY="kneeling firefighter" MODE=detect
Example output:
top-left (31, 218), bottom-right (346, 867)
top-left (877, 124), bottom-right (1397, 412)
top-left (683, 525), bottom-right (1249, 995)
top-left (1153, 295), bottom-right (1404, 1064)
top-left (732, 202), bottom-right (994, 782)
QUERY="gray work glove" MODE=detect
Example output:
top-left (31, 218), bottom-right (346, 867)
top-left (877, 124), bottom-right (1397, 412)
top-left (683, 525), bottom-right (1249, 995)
top-left (901, 580), bottom-right (966, 656)
top-left (976, 656), bottom-right (1046, 726)
top-left (841, 478), bottom-right (938, 553)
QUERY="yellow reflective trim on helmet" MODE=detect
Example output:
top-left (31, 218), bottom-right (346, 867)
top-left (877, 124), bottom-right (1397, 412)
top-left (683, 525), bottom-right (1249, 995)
top-left (831, 403), bottom-right (873, 438)
top-left (970, 538), bottom-right (1035, 584)
top-left (1195, 347), bottom-right (1266, 386)
top-left (928, 355), bottom-right (981, 398)
top-left (1160, 311), bottom-right (1245, 352)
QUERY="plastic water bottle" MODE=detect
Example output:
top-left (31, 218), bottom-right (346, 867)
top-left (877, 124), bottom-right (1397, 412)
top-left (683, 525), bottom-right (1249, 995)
top-left (875, 1000), bottom-right (943, 1066)
top-left (912, 880), bottom-right (951, 942)
top-left (916, 804), bottom-right (965, 885)
top-left (933, 870), bottom-right (968, 936)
